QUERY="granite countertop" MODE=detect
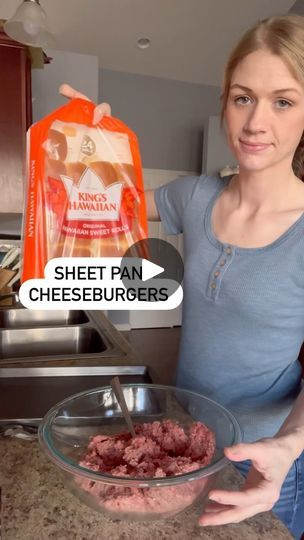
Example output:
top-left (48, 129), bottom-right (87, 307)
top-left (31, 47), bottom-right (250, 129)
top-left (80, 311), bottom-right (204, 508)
top-left (0, 438), bottom-right (292, 540)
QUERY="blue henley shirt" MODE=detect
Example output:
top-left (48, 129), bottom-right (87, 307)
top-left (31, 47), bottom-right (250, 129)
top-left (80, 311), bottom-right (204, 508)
top-left (155, 175), bottom-right (304, 442)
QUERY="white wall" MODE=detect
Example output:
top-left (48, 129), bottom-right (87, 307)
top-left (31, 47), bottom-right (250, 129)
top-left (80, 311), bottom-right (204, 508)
top-left (31, 50), bottom-right (99, 122)
top-left (100, 68), bottom-right (221, 172)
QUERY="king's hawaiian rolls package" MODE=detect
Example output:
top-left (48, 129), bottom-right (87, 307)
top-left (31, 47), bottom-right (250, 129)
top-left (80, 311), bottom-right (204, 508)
top-left (21, 98), bottom-right (148, 281)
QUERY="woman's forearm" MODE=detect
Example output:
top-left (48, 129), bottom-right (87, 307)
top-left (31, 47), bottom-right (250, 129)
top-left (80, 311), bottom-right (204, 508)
top-left (275, 388), bottom-right (304, 460)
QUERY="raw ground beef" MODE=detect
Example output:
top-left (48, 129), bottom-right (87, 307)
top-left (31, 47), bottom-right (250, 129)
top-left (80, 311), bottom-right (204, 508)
top-left (77, 419), bottom-right (216, 516)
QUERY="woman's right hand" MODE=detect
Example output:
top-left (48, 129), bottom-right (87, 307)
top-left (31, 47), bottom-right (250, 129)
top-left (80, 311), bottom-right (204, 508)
top-left (59, 83), bottom-right (112, 125)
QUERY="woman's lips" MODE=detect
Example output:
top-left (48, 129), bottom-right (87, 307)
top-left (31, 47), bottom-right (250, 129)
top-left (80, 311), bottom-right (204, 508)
top-left (239, 140), bottom-right (272, 153)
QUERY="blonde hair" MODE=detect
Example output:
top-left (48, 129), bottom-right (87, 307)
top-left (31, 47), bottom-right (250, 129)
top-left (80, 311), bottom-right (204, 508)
top-left (221, 14), bottom-right (304, 179)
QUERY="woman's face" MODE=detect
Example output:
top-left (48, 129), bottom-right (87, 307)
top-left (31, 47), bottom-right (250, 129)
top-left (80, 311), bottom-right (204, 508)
top-left (225, 49), bottom-right (304, 174)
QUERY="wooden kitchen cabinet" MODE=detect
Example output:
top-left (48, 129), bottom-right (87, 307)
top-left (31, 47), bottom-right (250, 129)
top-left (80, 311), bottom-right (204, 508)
top-left (0, 28), bottom-right (32, 213)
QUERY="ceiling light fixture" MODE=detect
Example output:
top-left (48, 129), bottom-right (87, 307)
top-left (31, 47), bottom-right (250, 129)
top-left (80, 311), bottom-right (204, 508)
top-left (137, 37), bottom-right (151, 49)
top-left (4, 0), bottom-right (55, 48)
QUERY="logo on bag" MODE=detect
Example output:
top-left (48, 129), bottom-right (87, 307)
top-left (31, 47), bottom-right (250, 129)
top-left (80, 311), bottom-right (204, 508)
top-left (60, 167), bottom-right (123, 221)
top-left (81, 135), bottom-right (96, 156)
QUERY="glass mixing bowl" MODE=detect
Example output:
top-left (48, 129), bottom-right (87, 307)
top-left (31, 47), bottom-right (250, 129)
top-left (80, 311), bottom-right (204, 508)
top-left (39, 384), bottom-right (242, 521)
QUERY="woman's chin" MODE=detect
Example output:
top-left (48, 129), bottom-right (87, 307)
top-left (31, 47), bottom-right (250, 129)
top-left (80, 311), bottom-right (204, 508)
top-left (237, 157), bottom-right (275, 174)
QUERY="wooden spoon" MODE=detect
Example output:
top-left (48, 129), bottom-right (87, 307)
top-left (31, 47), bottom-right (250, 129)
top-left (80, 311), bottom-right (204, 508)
top-left (110, 376), bottom-right (136, 438)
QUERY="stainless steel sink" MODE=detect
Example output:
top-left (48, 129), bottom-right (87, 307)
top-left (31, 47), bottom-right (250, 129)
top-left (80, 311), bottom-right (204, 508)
top-left (0, 309), bottom-right (124, 364)
top-left (0, 327), bottom-right (108, 360)
top-left (0, 309), bottom-right (89, 328)
top-left (0, 307), bottom-right (152, 425)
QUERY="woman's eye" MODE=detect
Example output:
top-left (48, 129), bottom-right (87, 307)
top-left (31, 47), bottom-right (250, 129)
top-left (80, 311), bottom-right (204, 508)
top-left (234, 96), bottom-right (251, 105)
top-left (276, 99), bottom-right (292, 109)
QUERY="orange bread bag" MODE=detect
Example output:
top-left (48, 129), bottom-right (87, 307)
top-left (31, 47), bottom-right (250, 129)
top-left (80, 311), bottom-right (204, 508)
top-left (22, 98), bottom-right (148, 281)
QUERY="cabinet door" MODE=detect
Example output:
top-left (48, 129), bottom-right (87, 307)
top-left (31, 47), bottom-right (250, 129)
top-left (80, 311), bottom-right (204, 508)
top-left (0, 30), bottom-right (32, 213)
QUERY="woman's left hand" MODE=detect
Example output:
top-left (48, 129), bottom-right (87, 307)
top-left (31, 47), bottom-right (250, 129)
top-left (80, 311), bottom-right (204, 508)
top-left (199, 436), bottom-right (295, 526)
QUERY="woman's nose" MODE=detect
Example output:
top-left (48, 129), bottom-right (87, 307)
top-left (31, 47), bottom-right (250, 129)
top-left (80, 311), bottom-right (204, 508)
top-left (243, 102), bottom-right (268, 134)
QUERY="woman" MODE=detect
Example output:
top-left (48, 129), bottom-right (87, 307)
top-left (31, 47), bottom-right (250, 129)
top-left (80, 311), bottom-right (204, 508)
top-left (60, 14), bottom-right (304, 538)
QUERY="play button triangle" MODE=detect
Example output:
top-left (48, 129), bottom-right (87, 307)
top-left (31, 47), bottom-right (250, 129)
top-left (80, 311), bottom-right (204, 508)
top-left (141, 258), bottom-right (165, 282)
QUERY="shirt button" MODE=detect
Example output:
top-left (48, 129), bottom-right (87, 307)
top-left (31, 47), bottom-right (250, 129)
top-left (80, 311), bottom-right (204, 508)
top-left (225, 246), bottom-right (232, 255)
top-left (219, 260), bottom-right (226, 267)
top-left (214, 271), bottom-right (220, 278)
top-left (211, 282), bottom-right (216, 289)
